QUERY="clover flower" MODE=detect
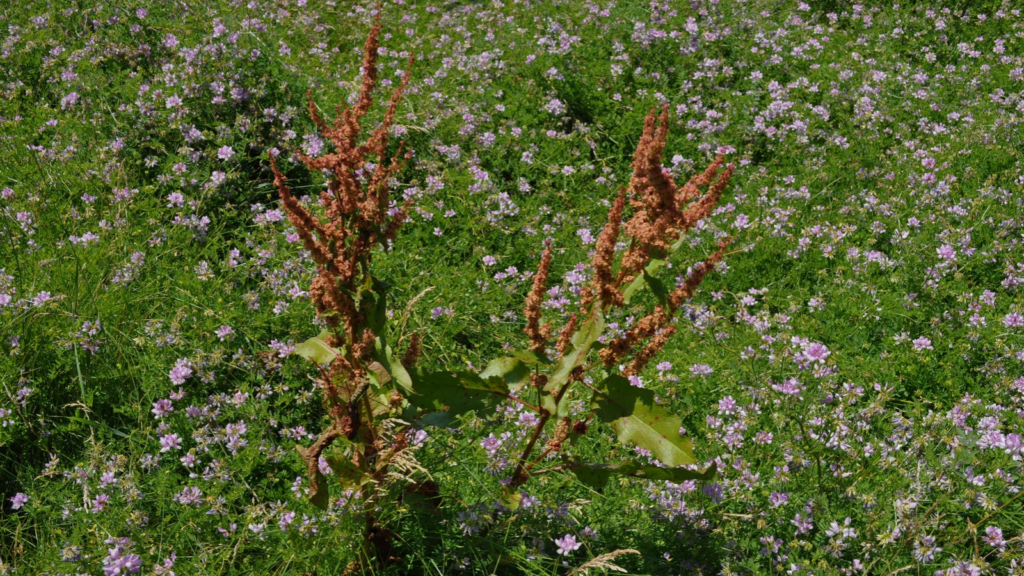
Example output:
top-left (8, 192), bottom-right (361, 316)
top-left (554, 533), bottom-right (581, 556)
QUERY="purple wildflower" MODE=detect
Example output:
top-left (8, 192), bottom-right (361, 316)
top-left (169, 358), bottom-right (192, 384)
top-left (769, 492), bottom-right (790, 508)
top-left (937, 244), bottom-right (956, 262)
top-left (215, 325), bottom-right (235, 341)
top-left (101, 540), bottom-right (142, 576)
top-left (554, 533), bottom-right (582, 555)
top-left (151, 399), bottom-right (173, 418)
top-left (983, 526), bottom-right (1005, 551)
top-left (690, 364), bottom-right (714, 377)
top-left (173, 486), bottom-right (202, 506)
top-left (159, 433), bottom-right (182, 452)
top-left (10, 492), bottom-right (28, 509)
top-left (278, 510), bottom-right (296, 530)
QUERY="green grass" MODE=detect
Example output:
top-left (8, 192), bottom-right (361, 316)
top-left (2, 0), bottom-right (1024, 574)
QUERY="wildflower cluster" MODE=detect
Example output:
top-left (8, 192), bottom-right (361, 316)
top-left (2, 1), bottom-right (1024, 575)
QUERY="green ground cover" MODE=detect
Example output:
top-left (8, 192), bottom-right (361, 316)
top-left (1, 0), bottom-right (1024, 574)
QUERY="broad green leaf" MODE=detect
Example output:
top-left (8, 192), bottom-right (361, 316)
top-left (457, 371), bottom-right (510, 395)
top-left (325, 452), bottom-right (372, 491)
top-left (293, 330), bottom-right (339, 365)
top-left (364, 277), bottom-right (389, 336)
top-left (406, 370), bottom-right (504, 426)
top-left (480, 357), bottom-right (531, 389)
top-left (416, 411), bottom-right (456, 428)
top-left (500, 487), bottom-right (522, 510)
top-left (386, 344), bottom-right (414, 393)
top-left (568, 460), bottom-right (717, 489)
top-left (643, 269), bottom-right (668, 304)
top-left (622, 259), bottom-right (667, 304)
top-left (548, 311), bottom-right (605, 391)
top-left (372, 337), bottom-right (414, 394)
top-left (622, 275), bottom-right (645, 304)
top-left (540, 391), bottom-right (559, 416)
top-left (511, 349), bottom-right (552, 365)
top-left (542, 348), bottom-right (581, 415)
top-left (543, 311), bottom-right (605, 416)
top-left (373, 390), bottom-right (396, 416)
top-left (592, 375), bottom-right (697, 467)
top-left (569, 311), bottom-right (605, 351)
top-left (309, 469), bottom-right (330, 510)
top-left (366, 361), bottom-right (391, 388)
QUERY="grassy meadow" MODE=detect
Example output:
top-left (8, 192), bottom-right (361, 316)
top-left (1, 0), bottom-right (1024, 574)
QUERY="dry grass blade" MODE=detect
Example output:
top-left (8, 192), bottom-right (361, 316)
top-left (566, 549), bottom-right (641, 576)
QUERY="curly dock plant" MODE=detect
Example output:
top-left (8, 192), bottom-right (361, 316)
top-left (498, 105), bottom-right (733, 502)
top-left (274, 13), bottom-right (732, 564)
top-left (269, 13), bottom-right (416, 563)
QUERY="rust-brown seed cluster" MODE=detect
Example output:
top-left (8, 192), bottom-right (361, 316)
top-left (273, 16), bottom-right (419, 543)
top-left (271, 14), bottom-right (413, 395)
top-left (526, 103), bottom-right (734, 376)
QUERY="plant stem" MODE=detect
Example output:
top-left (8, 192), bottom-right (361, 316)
top-left (527, 465), bottom-right (570, 476)
top-left (524, 447), bottom-right (555, 473)
top-left (73, 337), bottom-right (86, 407)
top-left (511, 412), bottom-right (551, 487)
top-left (495, 392), bottom-right (541, 414)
